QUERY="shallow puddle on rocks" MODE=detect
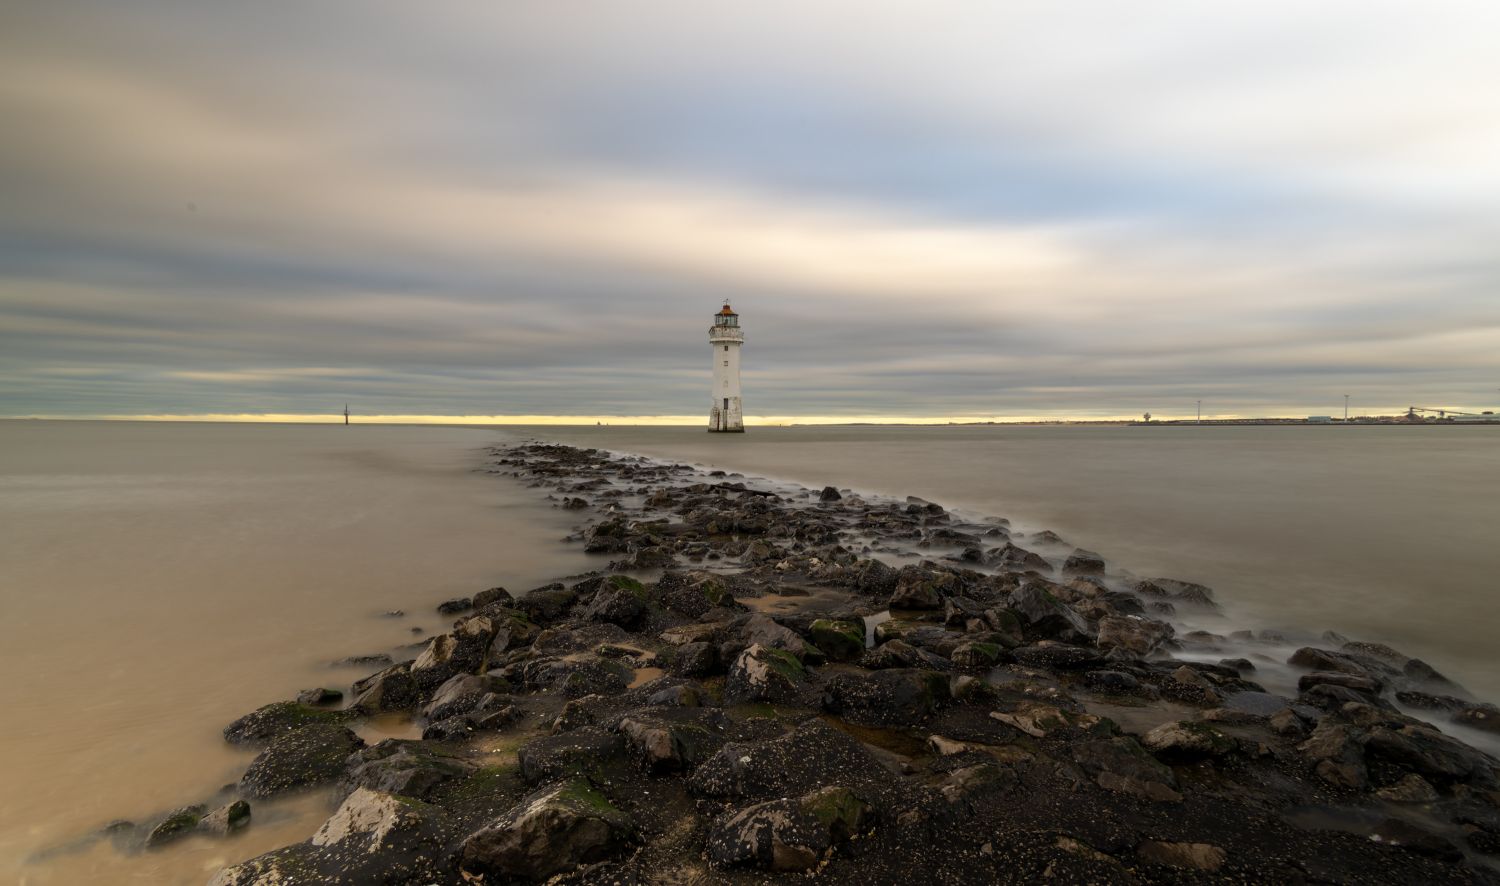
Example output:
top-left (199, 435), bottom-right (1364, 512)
top-left (863, 611), bottom-right (891, 647)
top-left (352, 712), bottom-right (423, 743)
top-left (1078, 697), bottom-right (1202, 736)
top-left (629, 667), bottom-right (665, 688)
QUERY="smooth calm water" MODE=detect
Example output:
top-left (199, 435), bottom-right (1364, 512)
top-left (544, 424), bottom-right (1500, 701)
top-left (0, 421), bottom-right (592, 885)
top-left (2, 420), bottom-right (1498, 883)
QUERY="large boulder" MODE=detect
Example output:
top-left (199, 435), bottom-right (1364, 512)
top-left (1142, 721), bottom-right (1237, 759)
top-left (338, 739), bottom-right (476, 801)
top-left (239, 724), bottom-right (365, 799)
top-left (1008, 584), bottom-right (1092, 642)
top-left (1071, 737), bottom-right (1182, 802)
top-left (1095, 616), bottom-right (1174, 657)
top-left (580, 575), bottom-right (649, 628)
top-left (1062, 549), bottom-right (1106, 577)
top-left (725, 644), bottom-right (806, 704)
top-left (1297, 721), bottom-right (1370, 789)
top-left (460, 778), bottom-right (634, 882)
top-left (210, 788), bottom-right (450, 885)
top-left (517, 727), bottom-right (627, 785)
top-left (821, 668), bottom-right (949, 727)
top-left (223, 701), bottom-right (355, 746)
top-left (690, 721), bottom-right (885, 802)
top-left (617, 708), bottom-right (728, 773)
top-left (350, 663), bottom-right (419, 713)
top-left (889, 566), bottom-right (956, 610)
top-left (808, 619), bottom-right (865, 662)
top-left (707, 786), bottom-right (873, 872)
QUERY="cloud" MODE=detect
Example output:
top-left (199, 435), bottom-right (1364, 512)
top-left (2, 1), bottom-right (1499, 420)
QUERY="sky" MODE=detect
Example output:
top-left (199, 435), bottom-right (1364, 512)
top-left (2, 2), bottom-right (1499, 423)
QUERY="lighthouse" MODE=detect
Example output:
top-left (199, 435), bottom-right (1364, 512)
top-left (708, 303), bottom-right (745, 432)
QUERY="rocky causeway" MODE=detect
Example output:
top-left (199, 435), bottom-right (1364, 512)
top-left (43, 441), bottom-right (1500, 883)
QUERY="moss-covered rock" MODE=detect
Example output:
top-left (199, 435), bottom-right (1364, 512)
top-left (460, 778), bottom-right (634, 882)
top-left (223, 701), bottom-right (356, 746)
top-left (810, 619), bottom-right (865, 662)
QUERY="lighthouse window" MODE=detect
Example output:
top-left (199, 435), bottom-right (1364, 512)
top-left (723, 346), bottom-right (728, 352)
top-left (722, 360), bottom-right (728, 366)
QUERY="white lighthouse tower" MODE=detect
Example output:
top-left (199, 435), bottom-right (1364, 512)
top-left (708, 303), bottom-right (745, 432)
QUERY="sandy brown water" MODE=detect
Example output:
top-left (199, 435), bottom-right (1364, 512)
top-left (3, 420), bottom-right (1499, 883)
top-left (541, 424), bottom-right (1500, 702)
top-left (0, 421), bottom-right (592, 884)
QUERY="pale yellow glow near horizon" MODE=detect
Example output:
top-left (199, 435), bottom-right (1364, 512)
top-left (6, 410), bottom-right (1439, 426)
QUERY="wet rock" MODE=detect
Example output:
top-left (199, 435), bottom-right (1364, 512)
top-left (1142, 720), bottom-right (1236, 758)
top-left (708, 786), bottom-right (873, 872)
top-left (1013, 643), bottom-right (1103, 671)
top-left (339, 739), bottom-right (476, 801)
top-left (1083, 669), bottom-right (1145, 696)
top-left (987, 543), bottom-right (1052, 573)
top-left (991, 701), bottom-right (1108, 740)
top-left (517, 727), bottom-right (626, 785)
top-left (646, 683), bottom-right (702, 707)
top-left (950, 640), bottom-right (1005, 669)
top-left (198, 800), bottom-right (251, 837)
top-left (889, 565), bottom-right (955, 610)
top-left (1365, 723), bottom-right (1496, 785)
top-left (860, 639), bottom-right (951, 671)
top-left (1095, 615), bottom-right (1173, 656)
top-left (736, 613), bottom-right (818, 662)
top-left (808, 618), bottom-right (864, 662)
top-left (822, 668), bottom-right (950, 726)
top-left (1297, 721), bottom-right (1369, 789)
top-left (1454, 704), bottom-right (1500, 735)
top-left (1009, 584), bottom-right (1091, 642)
top-left (295, 687), bottom-right (343, 707)
top-left (239, 724), bottom-right (365, 799)
top-left (671, 641), bottom-right (719, 677)
top-left (654, 571), bottom-right (737, 618)
top-left (819, 486), bottom-right (842, 502)
top-left (848, 558), bottom-right (899, 596)
top-left (1269, 708), bottom-right (1308, 737)
top-left (1062, 548), bottom-right (1106, 577)
top-left (144, 805), bottom-right (206, 849)
top-left (460, 778), bottom-right (634, 882)
top-left (1376, 773), bottom-right (1440, 803)
top-left (223, 701), bottom-right (355, 746)
top-left (350, 662), bottom-right (418, 713)
top-left (436, 597), bottom-right (473, 615)
top-left (514, 584), bottom-right (578, 622)
top-left (421, 673), bottom-right (509, 722)
top-left (690, 721), bottom-right (884, 802)
top-left (617, 708), bottom-right (727, 772)
top-left (580, 575), bottom-right (648, 629)
top-left (522, 654), bottom-right (632, 698)
top-left (330, 653), bottom-right (393, 668)
top-left (1136, 840), bottom-right (1227, 872)
top-left (1072, 737), bottom-right (1182, 802)
top-left (1298, 670), bottom-right (1384, 694)
top-left (725, 644), bottom-right (806, 704)
top-left (473, 586), bottom-right (514, 609)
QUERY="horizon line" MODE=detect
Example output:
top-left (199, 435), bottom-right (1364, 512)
top-left (4, 408), bottom-right (1489, 427)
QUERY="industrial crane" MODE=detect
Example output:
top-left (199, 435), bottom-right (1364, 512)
top-left (1407, 406), bottom-right (1481, 419)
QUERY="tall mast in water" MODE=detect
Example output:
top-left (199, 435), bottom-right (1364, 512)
top-left (344, 404), bottom-right (349, 426)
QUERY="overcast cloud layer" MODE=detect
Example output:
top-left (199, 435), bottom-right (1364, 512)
top-left (3, 1), bottom-right (1499, 420)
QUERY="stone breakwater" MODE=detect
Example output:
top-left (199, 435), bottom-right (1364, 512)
top-left (43, 441), bottom-right (1500, 883)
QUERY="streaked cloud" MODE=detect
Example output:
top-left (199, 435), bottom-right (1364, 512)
top-left (2, 1), bottom-right (1498, 421)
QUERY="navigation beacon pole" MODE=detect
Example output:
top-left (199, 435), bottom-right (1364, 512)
top-left (708, 303), bottom-right (745, 432)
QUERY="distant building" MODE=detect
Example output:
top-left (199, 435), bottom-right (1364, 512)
top-left (1307, 416), bottom-right (1333, 423)
top-left (708, 303), bottom-right (745, 432)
